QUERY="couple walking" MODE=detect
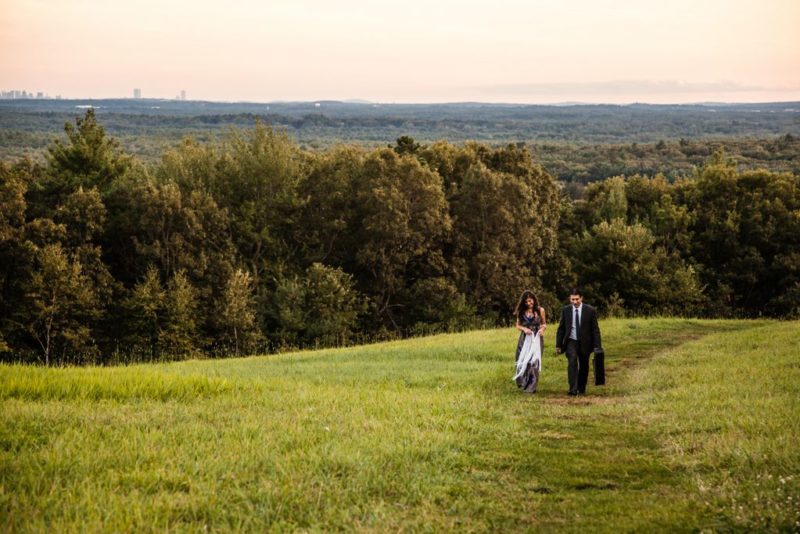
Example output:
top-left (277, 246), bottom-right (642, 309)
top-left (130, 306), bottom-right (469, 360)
top-left (513, 287), bottom-right (603, 395)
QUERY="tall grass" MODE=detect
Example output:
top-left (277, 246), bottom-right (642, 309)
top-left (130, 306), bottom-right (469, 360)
top-left (627, 320), bottom-right (800, 531)
top-left (1, 318), bottom-right (797, 532)
top-left (0, 365), bottom-right (232, 401)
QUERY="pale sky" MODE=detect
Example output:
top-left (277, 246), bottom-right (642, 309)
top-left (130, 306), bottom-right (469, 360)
top-left (1, 0), bottom-right (799, 103)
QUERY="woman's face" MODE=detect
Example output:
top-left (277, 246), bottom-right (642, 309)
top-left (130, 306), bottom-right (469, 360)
top-left (526, 297), bottom-right (534, 308)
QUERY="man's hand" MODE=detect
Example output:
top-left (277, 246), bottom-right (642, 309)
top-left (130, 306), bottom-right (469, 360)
top-left (555, 347), bottom-right (562, 354)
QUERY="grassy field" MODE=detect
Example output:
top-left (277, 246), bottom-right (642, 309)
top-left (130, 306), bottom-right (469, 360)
top-left (1, 318), bottom-right (798, 532)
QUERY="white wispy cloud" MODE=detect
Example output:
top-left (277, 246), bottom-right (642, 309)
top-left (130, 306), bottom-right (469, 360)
top-left (474, 80), bottom-right (795, 96)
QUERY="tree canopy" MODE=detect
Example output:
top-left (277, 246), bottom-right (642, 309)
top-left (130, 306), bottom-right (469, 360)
top-left (1, 112), bottom-right (797, 364)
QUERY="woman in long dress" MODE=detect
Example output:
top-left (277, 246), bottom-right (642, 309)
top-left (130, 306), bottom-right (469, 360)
top-left (514, 290), bottom-right (547, 393)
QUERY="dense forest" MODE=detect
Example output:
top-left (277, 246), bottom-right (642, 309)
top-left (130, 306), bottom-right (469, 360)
top-left (2, 100), bottom-right (799, 180)
top-left (1, 110), bottom-right (798, 365)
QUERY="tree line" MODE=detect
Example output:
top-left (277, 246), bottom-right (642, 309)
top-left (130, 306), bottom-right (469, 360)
top-left (4, 100), bottom-right (800, 164)
top-left (532, 134), bottom-right (800, 188)
top-left (1, 110), bottom-right (798, 365)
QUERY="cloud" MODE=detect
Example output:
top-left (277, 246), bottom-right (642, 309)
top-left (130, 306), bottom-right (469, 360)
top-left (473, 80), bottom-right (794, 96)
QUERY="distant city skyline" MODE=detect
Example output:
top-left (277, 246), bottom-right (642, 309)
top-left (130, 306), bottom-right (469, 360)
top-left (1, 0), bottom-right (799, 104)
top-left (0, 89), bottom-right (60, 99)
top-left (0, 87), bottom-right (197, 101)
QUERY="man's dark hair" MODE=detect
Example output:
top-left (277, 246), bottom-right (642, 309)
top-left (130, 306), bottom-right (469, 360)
top-left (569, 287), bottom-right (583, 297)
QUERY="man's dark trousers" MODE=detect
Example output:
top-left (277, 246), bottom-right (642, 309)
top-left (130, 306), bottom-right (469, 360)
top-left (565, 339), bottom-right (589, 394)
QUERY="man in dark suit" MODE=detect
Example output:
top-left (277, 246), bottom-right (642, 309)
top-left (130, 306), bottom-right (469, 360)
top-left (556, 287), bottom-right (602, 396)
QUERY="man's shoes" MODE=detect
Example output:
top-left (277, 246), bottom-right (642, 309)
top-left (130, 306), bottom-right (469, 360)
top-left (567, 391), bottom-right (578, 396)
top-left (577, 390), bottom-right (586, 395)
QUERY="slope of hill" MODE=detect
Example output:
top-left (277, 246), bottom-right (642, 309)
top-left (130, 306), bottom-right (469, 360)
top-left (1, 318), bottom-right (798, 531)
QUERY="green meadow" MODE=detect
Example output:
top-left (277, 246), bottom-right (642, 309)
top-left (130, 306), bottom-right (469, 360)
top-left (1, 318), bottom-right (798, 532)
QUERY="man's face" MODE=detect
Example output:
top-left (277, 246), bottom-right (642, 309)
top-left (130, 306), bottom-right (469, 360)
top-left (570, 294), bottom-right (582, 308)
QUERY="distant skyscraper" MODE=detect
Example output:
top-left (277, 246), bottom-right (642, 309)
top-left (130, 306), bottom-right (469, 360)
top-left (133, 88), bottom-right (141, 99)
top-left (180, 90), bottom-right (186, 101)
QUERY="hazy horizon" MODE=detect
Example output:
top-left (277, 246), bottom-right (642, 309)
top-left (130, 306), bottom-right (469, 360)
top-left (4, 95), bottom-right (800, 107)
top-left (2, 0), bottom-right (799, 104)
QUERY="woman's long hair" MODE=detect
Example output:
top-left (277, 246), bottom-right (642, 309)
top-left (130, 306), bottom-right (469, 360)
top-left (514, 290), bottom-right (539, 322)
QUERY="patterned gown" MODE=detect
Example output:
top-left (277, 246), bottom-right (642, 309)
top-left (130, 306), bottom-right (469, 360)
top-left (515, 311), bottom-right (542, 393)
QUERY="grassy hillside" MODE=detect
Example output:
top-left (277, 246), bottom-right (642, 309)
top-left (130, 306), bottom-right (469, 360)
top-left (1, 318), bottom-right (798, 531)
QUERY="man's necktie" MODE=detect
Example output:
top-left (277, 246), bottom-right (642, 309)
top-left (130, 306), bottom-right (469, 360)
top-left (574, 307), bottom-right (580, 333)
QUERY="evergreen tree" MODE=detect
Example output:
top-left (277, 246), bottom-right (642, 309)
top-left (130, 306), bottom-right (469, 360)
top-left (45, 108), bottom-right (131, 194)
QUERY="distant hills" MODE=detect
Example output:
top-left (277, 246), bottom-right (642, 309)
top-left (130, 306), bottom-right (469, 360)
top-left (2, 97), bottom-right (798, 116)
top-left (1, 98), bottom-right (798, 156)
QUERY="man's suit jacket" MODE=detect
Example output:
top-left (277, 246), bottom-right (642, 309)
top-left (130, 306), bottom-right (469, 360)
top-left (555, 303), bottom-right (602, 357)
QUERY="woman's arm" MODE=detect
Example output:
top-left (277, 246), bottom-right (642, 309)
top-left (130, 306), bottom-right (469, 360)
top-left (538, 307), bottom-right (547, 334)
top-left (515, 317), bottom-right (532, 335)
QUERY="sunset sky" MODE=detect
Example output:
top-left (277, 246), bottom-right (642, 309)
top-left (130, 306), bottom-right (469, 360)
top-left (1, 0), bottom-right (799, 103)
